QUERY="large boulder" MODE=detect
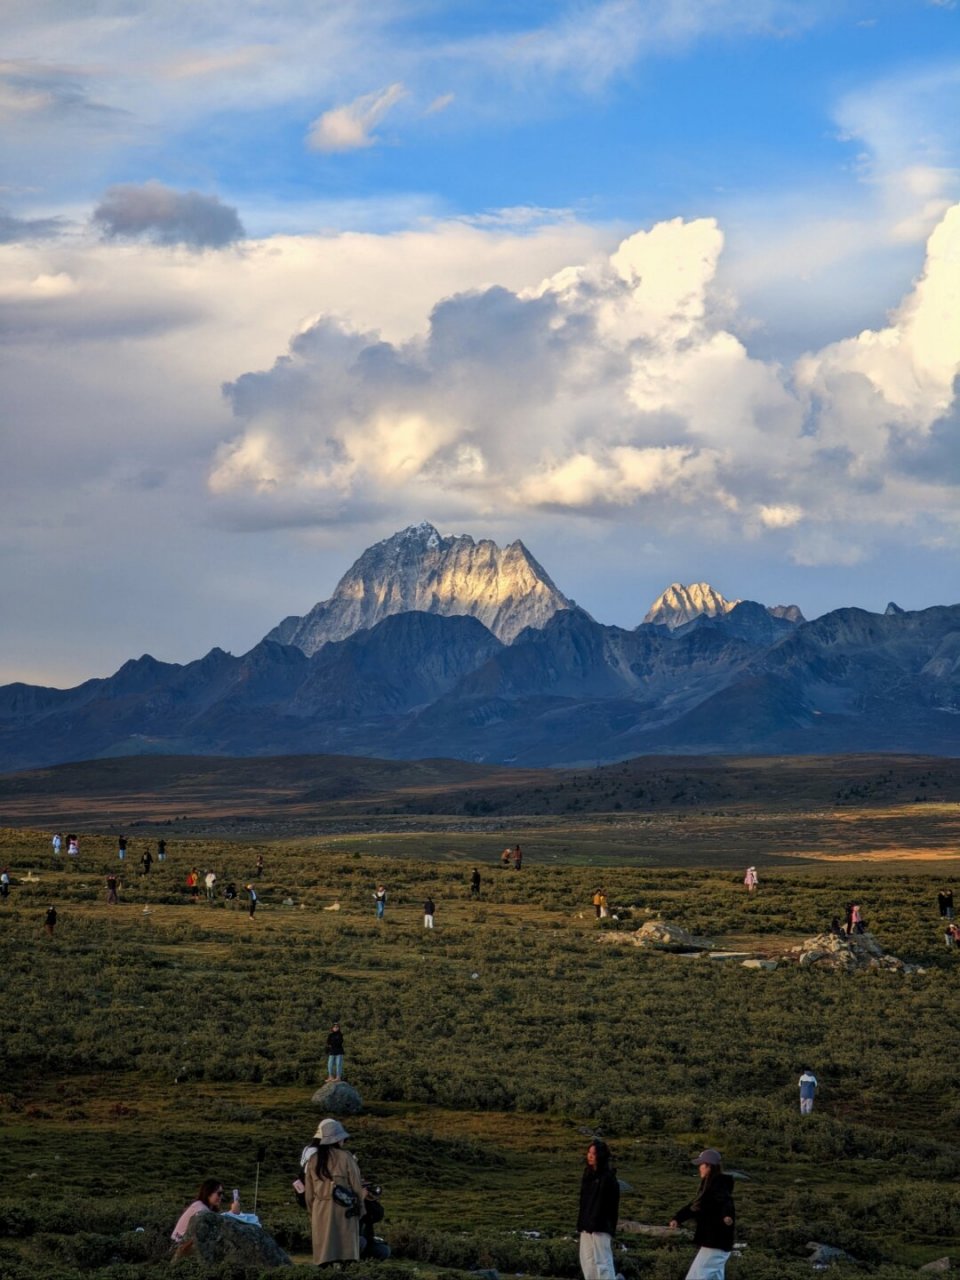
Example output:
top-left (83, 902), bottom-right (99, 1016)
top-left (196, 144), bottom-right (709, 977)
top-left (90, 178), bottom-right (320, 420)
top-left (311, 1080), bottom-right (363, 1113)
top-left (790, 931), bottom-right (920, 974)
top-left (597, 921), bottom-right (713, 950)
top-left (175, 1211), bottom-right (291, 1267)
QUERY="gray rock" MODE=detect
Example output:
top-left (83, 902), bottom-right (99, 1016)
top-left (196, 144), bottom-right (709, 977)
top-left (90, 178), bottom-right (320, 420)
top-left (311, 1080), bottom-right (363, 1113)
top-left (791, 931), bottom-right (917, 974)
top-left (470, 1269), bottom-right (501, 1280)
top-left (919, 1259), bottom-right (952, 1273)
top-left (806, 1240), bottom-right (859, 1266)
top-left (175, 1210), bottom-right (291, 1267)
top-left (741, 958), bottom-right (778, 970)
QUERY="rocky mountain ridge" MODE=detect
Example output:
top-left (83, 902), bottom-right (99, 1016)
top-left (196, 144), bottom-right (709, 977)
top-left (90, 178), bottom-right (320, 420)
top-left (0, 523), bottom-right (956, 771)
top-left (266, 522), bottom-right (574, 651)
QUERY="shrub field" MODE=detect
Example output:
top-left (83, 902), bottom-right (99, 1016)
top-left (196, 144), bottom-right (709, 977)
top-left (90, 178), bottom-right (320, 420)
top-left (2, 821), bottom-right (960, 1279)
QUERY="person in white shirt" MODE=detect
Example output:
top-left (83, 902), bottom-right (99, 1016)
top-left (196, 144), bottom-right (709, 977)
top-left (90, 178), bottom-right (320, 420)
top-left (799, 1070), bottom-right (818, 1115)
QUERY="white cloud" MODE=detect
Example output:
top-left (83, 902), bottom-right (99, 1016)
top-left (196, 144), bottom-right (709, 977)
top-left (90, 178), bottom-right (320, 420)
top-left (207, 203), bottom-right (960, 569)
top-left (307, 82), bottom-right (408, 153)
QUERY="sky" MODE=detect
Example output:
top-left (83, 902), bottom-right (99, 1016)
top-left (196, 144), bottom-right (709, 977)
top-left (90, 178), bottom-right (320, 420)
top-left (2, 0), bottom-right (960, 687)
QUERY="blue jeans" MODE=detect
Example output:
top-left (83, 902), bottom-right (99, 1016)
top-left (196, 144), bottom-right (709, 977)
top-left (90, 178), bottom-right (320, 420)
top-left (328, 1054), bottom-right (343, 1079)
top-left (376, 901), bottom-right (385, 919)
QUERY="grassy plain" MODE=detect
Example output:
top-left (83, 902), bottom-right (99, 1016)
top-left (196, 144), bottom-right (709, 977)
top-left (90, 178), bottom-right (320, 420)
top-left (1, 753), bottom-right (960, 1279)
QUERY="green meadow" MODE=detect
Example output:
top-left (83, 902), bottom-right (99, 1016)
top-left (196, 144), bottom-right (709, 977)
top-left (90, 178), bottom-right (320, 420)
top-left (2, 811), bottom-right (960, 1279)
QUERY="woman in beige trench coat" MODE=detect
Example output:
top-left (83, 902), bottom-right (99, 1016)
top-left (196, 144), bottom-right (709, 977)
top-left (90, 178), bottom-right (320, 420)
top-left (304, 1118), bottom-right (367, 1264)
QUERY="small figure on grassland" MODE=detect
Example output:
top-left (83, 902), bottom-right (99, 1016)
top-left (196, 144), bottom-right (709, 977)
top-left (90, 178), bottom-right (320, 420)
top-left (117, 835), bottom-right (127, 862)
top-left (44, 905), bottom-right (58, 936)
top-left (157, 838), bottom-right (166, 863)
top-left (669, 1148), bottom-right (736, 1280)
top-left (593, 889), bottom-right (603, 920)
top-left (938, 888), bottom-right (954, 920)
top-left (799, 1069), bottom-right (818, 1115)
top-left (423, 895), bottom-right (435, 929)
top-left (140, 847), bottom-right (153, 875)
top-left (246, 883), bottom-right (258, 919)
top-left (743, 866), bottom-right (758, 892)
top-left (373, 884), bottom-right (387, 920)
top-left (470, 868), bottom-right (481, 898)
top-left (513, 844), bottom-right (523, 870)
top-left (204, 869), bottom-right (217, 901)
top-left (255, 852), bottom-right (264, 878)
top-left (106, 872), bottom-right (120, 905)
top-left (326, 1022), bottom-right (344, 1080)
top-left (0, 867), bottom-right (10, 901)
top-left (52, 832), bottom-right (62, 857)
top-left (576, 1139), bottom-right (620, 1280)
top-left (501, 846), bottom-right (512, 867)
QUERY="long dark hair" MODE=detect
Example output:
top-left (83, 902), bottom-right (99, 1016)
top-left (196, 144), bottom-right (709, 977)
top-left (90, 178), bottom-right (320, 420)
top-left (197, 1179), bottom-right (222, 1207)
top-left (587, 1140), bottom-right (614, 1175)
top-left (315, 1143), bottom-right (342, 1180)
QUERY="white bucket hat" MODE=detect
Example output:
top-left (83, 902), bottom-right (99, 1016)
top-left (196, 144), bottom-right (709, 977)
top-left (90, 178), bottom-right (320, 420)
top-left (314, 1117), bottom-right (350, 1145)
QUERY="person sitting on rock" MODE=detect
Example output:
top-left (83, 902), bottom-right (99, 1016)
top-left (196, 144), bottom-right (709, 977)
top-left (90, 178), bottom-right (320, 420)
top-left (171, 1179), bottom-right (240, 1250)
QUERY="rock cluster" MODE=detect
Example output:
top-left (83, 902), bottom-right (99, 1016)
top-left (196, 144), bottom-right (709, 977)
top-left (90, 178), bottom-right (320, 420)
top-left (789, 931), bottom-right (921, 974)
top-left (598, 921), bottom-right (713, 950)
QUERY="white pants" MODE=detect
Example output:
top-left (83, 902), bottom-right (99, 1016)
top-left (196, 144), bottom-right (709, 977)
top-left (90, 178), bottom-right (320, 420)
top-left (685, 1246), bottom-right (730, 1280)
top-left (579, 1231), bottom-right (615, 1280)
top-left (423, 914), bottom-right (434, 928)
top-left (800, 1096), bottom-right (814, 1114)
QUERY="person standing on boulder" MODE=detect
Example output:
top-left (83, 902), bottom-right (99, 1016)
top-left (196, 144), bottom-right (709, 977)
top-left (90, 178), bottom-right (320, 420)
top-left (326, 1022), bottom-right (345, 1081)
top-left (798, 1069), bottom-right (818, 1115)
top-left (576, 1138), bottom-right (620, 1280)
top-left (668, 1148), bottom-right (736, 1280)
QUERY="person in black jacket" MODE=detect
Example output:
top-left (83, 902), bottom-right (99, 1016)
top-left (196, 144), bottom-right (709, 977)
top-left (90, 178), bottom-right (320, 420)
top-left (669, 1148), bottom-right (735, 1280)
top-left (576, 1139), bottom-right (620, 1280)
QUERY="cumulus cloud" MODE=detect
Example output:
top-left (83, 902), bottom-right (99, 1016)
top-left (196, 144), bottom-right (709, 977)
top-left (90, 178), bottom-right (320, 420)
top-left (307, 83), bottom-right (407, 152)
top-left (92, 181), bottom-right (245, 248)
top-left (209, 203), bottom-right (960, 564)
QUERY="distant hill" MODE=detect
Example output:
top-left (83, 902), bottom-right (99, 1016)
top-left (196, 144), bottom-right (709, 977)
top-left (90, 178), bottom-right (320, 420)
top-left (1, 751), bottom-right (958, 833)
top-left (0, 522), bottom-right (957, 770)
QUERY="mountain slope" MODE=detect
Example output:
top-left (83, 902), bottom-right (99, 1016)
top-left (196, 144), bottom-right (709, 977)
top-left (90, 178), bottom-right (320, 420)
top-left (266, 521), bottom-right (574, 652)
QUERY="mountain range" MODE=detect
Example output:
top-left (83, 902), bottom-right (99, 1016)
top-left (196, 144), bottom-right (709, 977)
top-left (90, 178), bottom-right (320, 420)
top-left (0, 523), bottom-right (957, 771)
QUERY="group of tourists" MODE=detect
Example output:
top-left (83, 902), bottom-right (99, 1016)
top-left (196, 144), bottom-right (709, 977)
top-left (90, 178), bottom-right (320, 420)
top-left (500, 844), bottom-right (523, 869)
top-left (178, 1133), bottom-right (737, 1279)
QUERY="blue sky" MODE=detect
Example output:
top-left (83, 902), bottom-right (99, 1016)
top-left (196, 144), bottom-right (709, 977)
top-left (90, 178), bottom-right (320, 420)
top-left (1, 0), bottom-right (959, 685)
